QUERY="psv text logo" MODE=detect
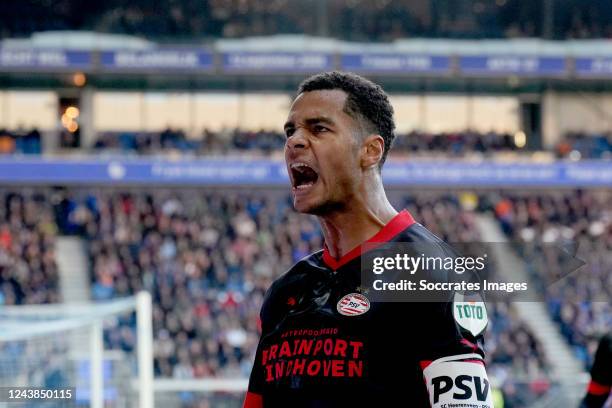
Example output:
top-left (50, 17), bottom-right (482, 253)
top-left (432, 374), bottom-right (490, 405)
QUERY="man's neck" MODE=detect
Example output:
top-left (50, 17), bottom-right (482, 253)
top-left (319, 195), bottom-right (397, 260)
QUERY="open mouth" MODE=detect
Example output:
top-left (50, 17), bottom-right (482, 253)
top-left (290, 162), bottom-right (319, 190)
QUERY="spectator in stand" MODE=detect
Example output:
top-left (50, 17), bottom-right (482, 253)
top-left (0, 191), bottom-right (59, 305)
top-left (0, 128), bottom-right (42, 155)
top-left (556, 132), bottom-right (611, 160)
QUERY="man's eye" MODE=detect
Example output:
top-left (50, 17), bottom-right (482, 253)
top-left (313, 125), bottom-right (329, 133)
top-left (285, 129), bottom-right (295, 138)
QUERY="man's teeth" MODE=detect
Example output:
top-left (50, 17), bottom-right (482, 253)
top-left (290, 162), bottom-right (317, 190)
top-left (296, 182), bottom-right (314, 189)
top-left (291, 162), bottom-right (309, 171)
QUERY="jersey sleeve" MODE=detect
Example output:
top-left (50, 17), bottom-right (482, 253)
top-left (243, 308), bottom-right (268, 408)
top-left (581, 333), bottom-right (612, 408)
top-left (416, 294), bottom-right (493, 408)
top-left (242, 277), bottom-right (291, 408)
top-left (242, 287), bottom-right (275, 408)
top-left (243, 343), bottom-right (265, 408)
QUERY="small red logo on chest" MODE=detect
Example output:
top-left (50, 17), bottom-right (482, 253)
top-left (337, 293), bottom-right (370, 316)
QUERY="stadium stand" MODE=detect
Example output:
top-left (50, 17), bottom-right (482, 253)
top-left (63, 189), bottom-right (327, 378)
top-left (1, 0), bottom-right (611, 40)
top-left (0, 125), bottom-right (606, 160)
top-left (90, 129), bottom-right (610, 158)
top-left (0, 187), bottom-right (556, 404)
top-left (0, 128), bottom-right (42, 155)
top-left (41, 189), bottom-right (548, 406)
top-left (555, 132), bottom-right (612, 160)
top-left (0, 190), bottom-right (59, 304)
top-left (491, 190), bottom-right (611, 369)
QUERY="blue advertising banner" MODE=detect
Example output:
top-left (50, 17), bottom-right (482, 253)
top-left (0, 159), bottom-right (609, 187)
top-left (222, 52), bottom-right (332, 72)
top-left (459, 55), bottom-right (567, 76)
top-left (100, 49), bottom-right (213, 71)
top-left (575, 57), bottom-right (612, 77)
top-left (341, 54), bottom-right (451, 74)
top-left (382, 160), bottom-right (611, 187)
top-left (0, 49), bottom-right (91, 69)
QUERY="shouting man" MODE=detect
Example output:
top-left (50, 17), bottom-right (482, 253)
top-left (244, 71), bottom-right (492, 408)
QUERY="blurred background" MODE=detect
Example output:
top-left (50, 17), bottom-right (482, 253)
top-left (0, 1), bottom-right (610, 407)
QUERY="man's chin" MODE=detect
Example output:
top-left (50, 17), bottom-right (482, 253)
top-left (293, 196), bottom-right (341, 216)
top-left (293, 197), bottom-right (318, 214)
top-left (292, 184), bottom-right (319, 214)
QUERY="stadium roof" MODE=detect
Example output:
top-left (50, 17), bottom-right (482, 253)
top-left (2, 32), bottom-right (612, 57)
top-left (1, 31), bottom-right (154, 51)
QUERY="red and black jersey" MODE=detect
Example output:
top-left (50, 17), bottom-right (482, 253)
top-left (244, 210), bottom-right (491, 408)
top-left (582, 333), bottom-right (612, 408)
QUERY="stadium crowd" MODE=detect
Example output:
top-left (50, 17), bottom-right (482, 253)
top-left (0, 190), bottom-right (59, 305)
top-left (58, 189), bottom-right (548, 406)
top-left (0, 126), bottom-right (608, 159)
top-left (91, 128), bottom-right (611, 159)
top-left (554, 132), bottom-right (612, 160)
top-left (3, 187), bottom-right (611, 406)
top-left (54, 190), bottom-right (311, 378)
top-left (1, 0), bottom-right (611, 41)
top-left (492, 190), bottom-right (611, 368)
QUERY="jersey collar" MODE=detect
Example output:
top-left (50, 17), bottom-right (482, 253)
top-left (322, 209), bottom-right (416, 271)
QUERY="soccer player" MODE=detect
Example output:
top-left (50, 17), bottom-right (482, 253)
top-left (243, 71), bottom-right (492, 407)
top-left (581, 332), bottom-right (612, 408)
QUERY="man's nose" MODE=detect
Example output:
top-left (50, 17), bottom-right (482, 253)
top-left (286, 129), bottom-right (308, 150)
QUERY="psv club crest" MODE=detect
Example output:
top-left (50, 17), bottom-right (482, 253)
top-left (337, 293), bottom-right (370, 316)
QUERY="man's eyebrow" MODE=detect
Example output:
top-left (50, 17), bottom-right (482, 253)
top-left (284, 117), bottom-right (335, 131)
top-left (304, 117), bottom-right (335, 126)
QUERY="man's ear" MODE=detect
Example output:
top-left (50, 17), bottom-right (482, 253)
top-left (360, 134), bottom-right (385, 169)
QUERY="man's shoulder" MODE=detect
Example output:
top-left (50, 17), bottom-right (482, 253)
top-left (270, 249), bottom-right (324, 287)
top-left (398, 222), bottom-right (459, 257)
top-left (259, 250), bottom-right (326, 329)
top-left (262, 250), bottom-right (325, 304)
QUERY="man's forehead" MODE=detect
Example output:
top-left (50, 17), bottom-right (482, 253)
top-left (287, 89), bottom-right (348, 121)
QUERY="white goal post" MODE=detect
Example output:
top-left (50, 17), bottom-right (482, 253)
top-left (0, 291), bottom-right (154, 408)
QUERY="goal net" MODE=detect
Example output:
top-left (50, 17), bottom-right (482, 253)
top-left (0, 291), bottom-right (153, 408)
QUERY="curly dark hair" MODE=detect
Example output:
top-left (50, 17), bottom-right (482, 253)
top-left (297, 71), bottom-right (396, 168)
